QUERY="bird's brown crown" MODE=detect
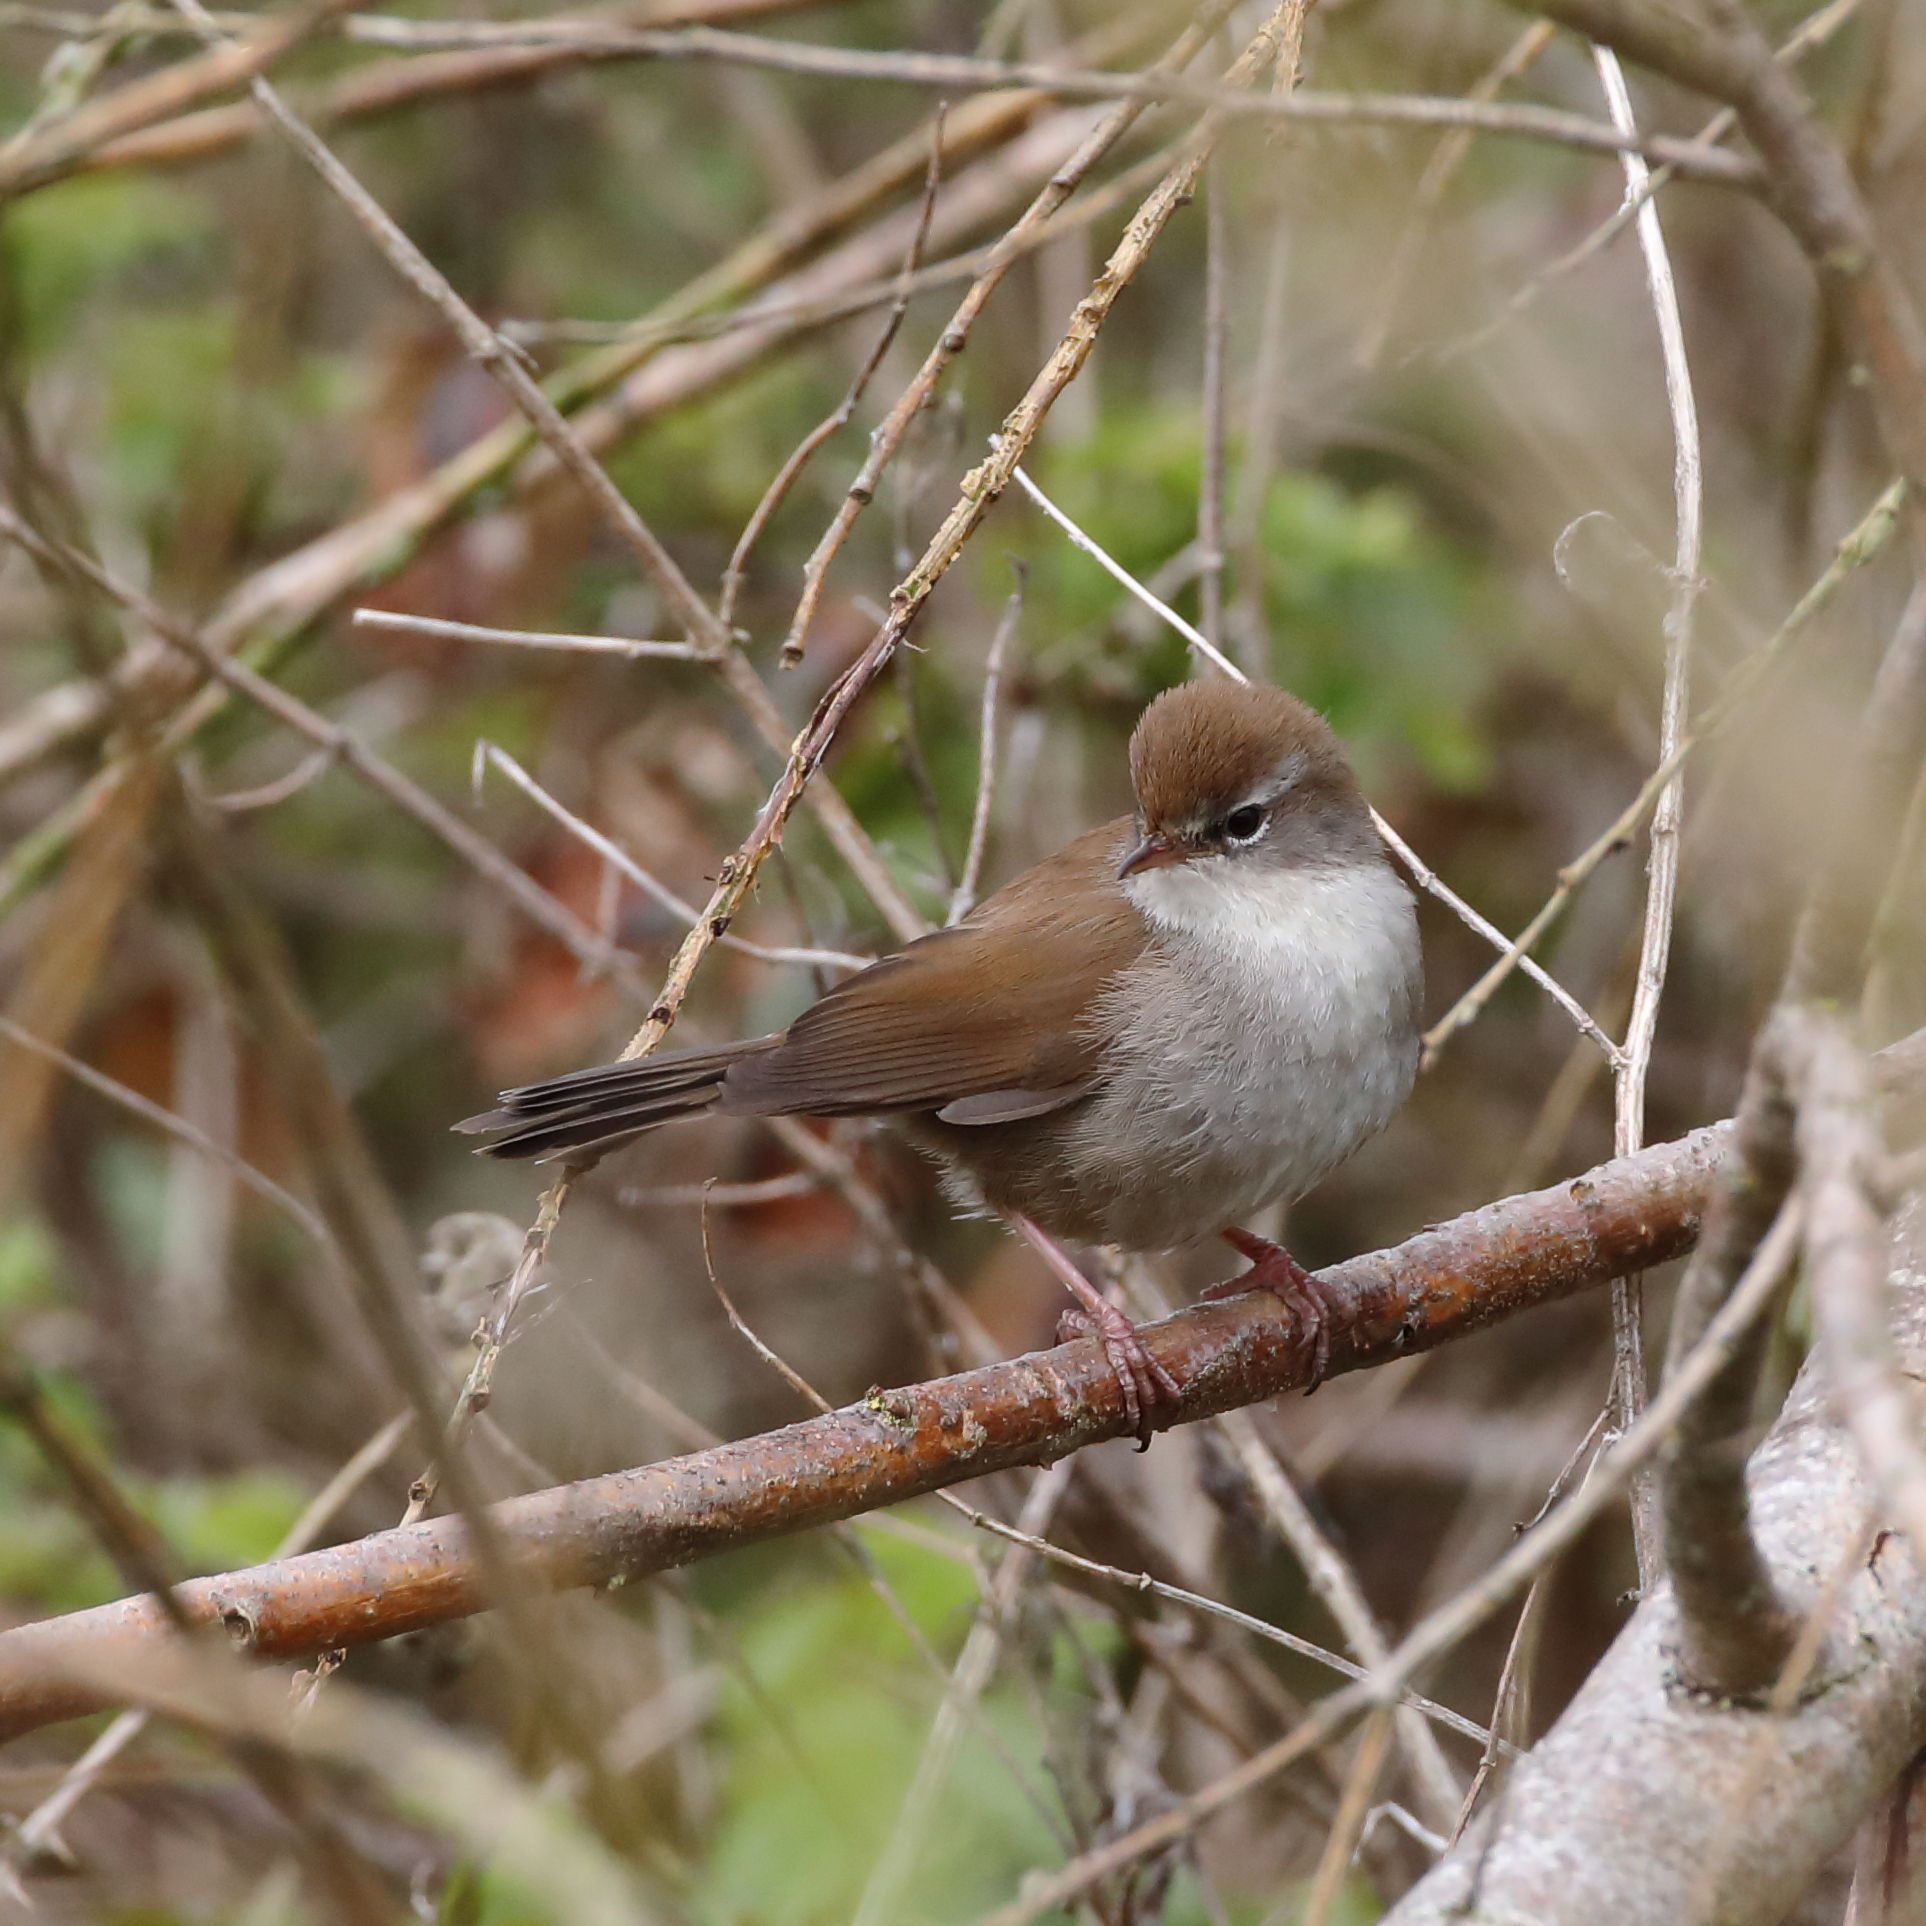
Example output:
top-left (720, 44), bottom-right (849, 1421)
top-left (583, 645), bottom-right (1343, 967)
top-left (1127, 679), bottom-right (1355, 831)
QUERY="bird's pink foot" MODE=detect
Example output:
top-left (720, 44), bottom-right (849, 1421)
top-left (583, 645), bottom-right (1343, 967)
top-left (1205, 1228), bottom-right (1349, 1391)
top-left (1055, 1300), bottom-right (1182, 1447)
top-left (1010, 1214), bottom-right (1178, 1448)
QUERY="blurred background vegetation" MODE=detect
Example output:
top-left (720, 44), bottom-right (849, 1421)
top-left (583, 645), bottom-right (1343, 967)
top-left (1, 0), bottom-right (1923, 1917)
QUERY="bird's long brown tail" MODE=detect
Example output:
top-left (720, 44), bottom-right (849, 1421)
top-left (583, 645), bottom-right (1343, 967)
top-left (455, 1037), bottom-right (779, 1162)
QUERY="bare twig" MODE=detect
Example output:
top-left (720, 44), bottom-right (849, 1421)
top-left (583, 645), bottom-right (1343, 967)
top-left (1213, 1407), bottom-right (1462, 1833)
top-left (1304, 1710), bottom-right (1395, 1926)
top-left (351, 609), bottom-right (711, 658)
top-left (1010, 465), bottom-right (1245, 680)
top-left (0, 505), bottom-right (638, 989)
top-left (1197, 155), bottom-right (1231, 654)
top-left (948, 579), bottom-right (1021, 924)
top-left (1422, 476), bottom-right (1907, 1062)
top-left (6, 1059), bottom-right (1877, 1739)
top-left (777, 0), bottom-right (1246, 664)
top-left (720, 111), bottom-right (946, 632)
top-left (1006, 464), bottom-right (1621, 1059)
top-left (255, 19), bottom-right (1766, 187)
top-left (1593, 39), bottom-right (1706, 1587)
top-left (942, 1492), bottom-right (1499, 1751)
top-left (0, 1014), bottom-right (329, 1251)
top-left (472, 741), bottom-right (870, 972)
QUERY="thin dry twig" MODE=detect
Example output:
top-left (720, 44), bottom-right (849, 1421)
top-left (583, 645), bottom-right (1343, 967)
top-left (0, 1014), bottom-right (329, 1251)
top-left (0, 505), bottom-right (639, 991)
top-left (1007, 463), bottom-right (1621, 1061)
top-left (351, 609), bottom-right (711, 659)
top-left (719, 110), bottom-right (946, 632)
top-left (940, 1492), bottom-right (1499, 1751)
top-left (1303, 1710), bottom-right (1395, 1926)
top-left (471, 740), bottom-right (870, 972)
top-left (1422, 475), bottom-right (1907, 1063)
top-left (948, 578), bottom-right (1021, 924)
top-left (1592, 39), bottom-right (1706, 1586)
top-left (1010, 464), bottom-right (1244, 680)
top-left (1197, 154), bottom-right (1231, 654)
top-left (1213, 1407), bottom-right (1462, 1833)
top-left (284, 18), bottom-right (1766, 187)
top-left (777, 0), bottom-right (1246, 665)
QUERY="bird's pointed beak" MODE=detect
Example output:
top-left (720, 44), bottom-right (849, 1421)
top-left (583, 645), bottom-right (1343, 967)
top-left (1117, 831), bottom-right (1185, 880)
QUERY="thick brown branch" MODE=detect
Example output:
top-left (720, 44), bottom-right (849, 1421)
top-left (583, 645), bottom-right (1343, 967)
top-left (0, 1115), bottom-right (1737, 1742)
top-left (2, 1032), bottom-right (1917, 1749)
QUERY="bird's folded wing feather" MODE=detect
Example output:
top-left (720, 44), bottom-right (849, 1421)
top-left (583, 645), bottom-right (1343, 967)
top-left (722, 819), bottom-right (1144, 1120)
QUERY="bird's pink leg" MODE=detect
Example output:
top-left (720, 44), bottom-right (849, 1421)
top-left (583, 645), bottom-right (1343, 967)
top-left (1012, 1215), bottom-right (1180, 1447)
top-left (1205, 1227), bottom-right (1350, 1390)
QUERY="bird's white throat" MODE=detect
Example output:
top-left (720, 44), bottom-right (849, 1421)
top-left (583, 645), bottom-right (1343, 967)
top-left (1122, 852), bottom-right (1421, 1015)
top-left (1124, 850), bottom-right (1393, 939)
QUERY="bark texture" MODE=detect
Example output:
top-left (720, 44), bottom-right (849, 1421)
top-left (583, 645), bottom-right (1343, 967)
top-left (1384, 1214), bottom-right (1926, 1926)
top-left (0, 1117), bottom-right (1731, 1741)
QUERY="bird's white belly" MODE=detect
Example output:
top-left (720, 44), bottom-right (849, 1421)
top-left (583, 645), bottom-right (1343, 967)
top-left (1070, 858), bottom-right (1421, 1250)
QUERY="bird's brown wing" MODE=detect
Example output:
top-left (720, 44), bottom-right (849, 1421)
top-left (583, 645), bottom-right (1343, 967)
top-left (720, 818), bottom-right (1144, 1122)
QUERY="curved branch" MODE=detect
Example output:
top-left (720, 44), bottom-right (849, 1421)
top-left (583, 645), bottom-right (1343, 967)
top-left (0, 1117), bottom-right (1734, 1743)
top-left (1385, 1220), bottom-right (1926, 1926)
top-left (4, 1027), bottom-right (1920, 1750)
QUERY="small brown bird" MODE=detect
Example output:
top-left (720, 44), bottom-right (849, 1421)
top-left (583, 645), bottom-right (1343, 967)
top-left (461, 680), bottom-right (1423, 1439)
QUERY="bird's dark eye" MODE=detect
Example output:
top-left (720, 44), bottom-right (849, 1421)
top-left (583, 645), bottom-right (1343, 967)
top-left (1222, 803), bottom-right (1265, 843)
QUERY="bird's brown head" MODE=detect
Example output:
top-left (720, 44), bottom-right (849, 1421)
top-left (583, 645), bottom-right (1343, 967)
top-left (1119, 679), bottom-right (1376, 879)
